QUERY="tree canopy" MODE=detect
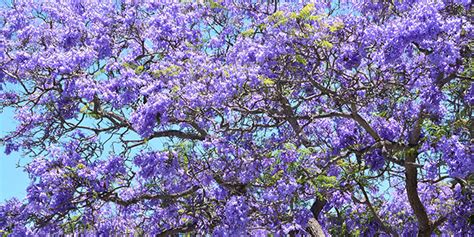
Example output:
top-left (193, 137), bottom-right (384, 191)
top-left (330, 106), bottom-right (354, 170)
top-left (0, 0), bottom-right (472, 236)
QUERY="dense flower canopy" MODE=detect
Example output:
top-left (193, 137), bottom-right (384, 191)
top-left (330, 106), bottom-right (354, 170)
top-left (0, 0), bottom-right (473, 236)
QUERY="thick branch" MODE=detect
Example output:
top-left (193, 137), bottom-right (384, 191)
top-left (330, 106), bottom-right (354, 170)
top-left (405, 150), bottom-right (432, 236)
top-left (306, 218), bottom-right (325, 237)
top-left (405, 112), bottom-right (431, 236)
top-left (149, 130), bottom-right (206, 141)
top-left (275, 93), bottom-right (313, 147)
top-left (306, 197), bottom-right (327, 237)
top-left (350, 103), bottom-right (381, 141)
top-left (356, 181), bottom-right (399, 236)
top-left (102, 186), bottom-right (199, 206)
top-left (157, 222), bottom-right (196, 237)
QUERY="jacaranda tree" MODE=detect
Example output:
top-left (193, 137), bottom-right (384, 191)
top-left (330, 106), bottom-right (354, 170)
top-left (0, 0), bottom-right (472, 236)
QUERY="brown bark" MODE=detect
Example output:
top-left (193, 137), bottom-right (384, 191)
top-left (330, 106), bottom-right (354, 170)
top-left (307, 198), bottom-right (327, 237)
top-left (356, 181), bottom-right (399, 236)
top-left (405, 151), bottom-right (432, 236)
top-left (405, 113), bottom-right (432, 236)
top-left (307, 218), bottom-right (325, 237)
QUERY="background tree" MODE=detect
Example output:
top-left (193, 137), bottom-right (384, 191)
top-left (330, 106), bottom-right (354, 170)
top-left (0, 0), bottom-right (472, 236)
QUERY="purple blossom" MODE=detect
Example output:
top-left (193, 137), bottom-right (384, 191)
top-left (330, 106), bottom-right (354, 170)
top-left (0, 1), bottom-right (471, 236)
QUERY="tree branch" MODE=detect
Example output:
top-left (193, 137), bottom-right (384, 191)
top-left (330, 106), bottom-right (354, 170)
top-left (102, 186), bottom-right (199, 206)
top-left (149, 130), bottom-right (206, 141)
top-left (356, 181), bottom-right (399, 236)
top-left (157, 221), bottom-right (196, 237)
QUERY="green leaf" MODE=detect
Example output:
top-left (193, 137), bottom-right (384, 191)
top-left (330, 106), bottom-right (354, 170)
top-left (271, 11), bottom-right (284, 20)
top-left (222, 70), bottom-right (230, 78)
top-left (284, 142), bottom-right (297, 150)
top-left (373, 110), bottom-right (388, 118)
top-left (210, 0), bottom-right (223, 9)
top-left (314, 175), bottom-right (337, 188)
top-left (88, 112), bottom-right (101, 119)
top-left (298, 147), bottom-right (315, 157)
top-left (123, 62), bottom-right (138, 70)
top-left (151, 65), bottom-right (182, 77)
top-left (304, 23), bottom-right (314, 30)
top-left (171, 85), bottom-right (180, 93)
top-left (182, 155), bottom-right (189, 171)
top-left (329, 22), bottom-right (344, 32)
top-left (271, 149), bottom-right (282, 158)
top-left (263, 78), bottom-right (275, 85)
top-left (295, 55), bottom-right (307, 65)
top-left (309, 14), bottom-right (325, 21)
top-left (299, 3), bottom-right (315, 19)
top-left (241, 28), bottom-right (255, 37)
top-left (79, 104), bottom-right (89, 113)
top-left (1, 230), bottom-right (11, 237)
top-left (135, 65), bottom-right (144, 74)
top-left (269, 10), bottom-right (289, 27)
top-left (275, 18), bottom-right (288, 26)
top-left (319, 40), bottom-right (333, 49)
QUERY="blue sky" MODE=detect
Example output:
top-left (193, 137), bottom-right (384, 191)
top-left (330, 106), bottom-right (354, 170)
top-left (0, 108), bottom-right (29, 202)
top-left (0, 0), bottom-right (28, 203)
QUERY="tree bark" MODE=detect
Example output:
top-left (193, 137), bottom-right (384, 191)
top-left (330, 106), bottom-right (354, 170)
top-left (405, 113), bottom-right (433, 236)
top-left (405, 151), bottom-right (432, 236)
top-left (307, 197), bottom-right (327, 237)
top-left (307, 218), bottom-right (325, 237)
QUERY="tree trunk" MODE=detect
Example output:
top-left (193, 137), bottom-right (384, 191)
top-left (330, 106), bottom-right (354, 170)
top-left (307, 218), bottom-right (325, 237)
top-left (307, 197), bottom-right (327, 237)
top-left (405, 151), bottom-right (432, 236)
